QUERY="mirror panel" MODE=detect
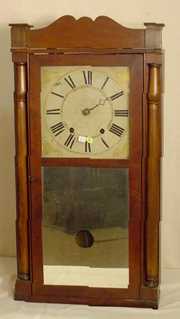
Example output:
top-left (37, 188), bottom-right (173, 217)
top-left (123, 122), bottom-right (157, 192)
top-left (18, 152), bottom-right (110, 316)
top-left (42, 166), bottom-right (129, 288)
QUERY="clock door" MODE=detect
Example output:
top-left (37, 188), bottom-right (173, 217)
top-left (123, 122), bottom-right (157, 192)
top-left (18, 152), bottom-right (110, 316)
top-left (29, 53), bottom-right (143, 304)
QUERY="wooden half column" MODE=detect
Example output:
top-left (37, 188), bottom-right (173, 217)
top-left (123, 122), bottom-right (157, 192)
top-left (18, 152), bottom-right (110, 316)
top-left (145, 64), bottom-right (161, 287)
top-left (14, 61), bottom-right (30, 280)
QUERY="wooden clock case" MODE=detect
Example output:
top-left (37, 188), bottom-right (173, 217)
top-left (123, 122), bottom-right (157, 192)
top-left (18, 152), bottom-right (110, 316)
top-left (10, 16), bottom-right (164, 308)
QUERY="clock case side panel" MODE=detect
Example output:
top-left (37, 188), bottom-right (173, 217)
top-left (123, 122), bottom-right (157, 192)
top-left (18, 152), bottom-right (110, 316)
top-left (11, 52), bottom-right (33, 300)
top-left (140, 52), bottom-right (163, 305)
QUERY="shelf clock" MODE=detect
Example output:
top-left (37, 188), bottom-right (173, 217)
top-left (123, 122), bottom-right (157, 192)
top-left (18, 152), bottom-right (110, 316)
top-left (10, 16), bottom-right (164, 308)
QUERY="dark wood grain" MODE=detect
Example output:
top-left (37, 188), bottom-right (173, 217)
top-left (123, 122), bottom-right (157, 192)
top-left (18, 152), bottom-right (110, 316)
top-left (145, 64), bottom-right (161, 288)
top-left (14, 279), bottom-right (32, 300)
top-left (10, 16), bottom-right (164, 51)
top-left (14, 62), bottom-right (30, 280)
top-left (28, 53), bottom-right (143, 305)
top-left (41, 157), bottom-right (129, 168)
top-left (17, 280), bottom-right (158, 307)
top-left (144, 23), bottom-right (164, 49)
top-left (10, 16), bottom-right (164, 308)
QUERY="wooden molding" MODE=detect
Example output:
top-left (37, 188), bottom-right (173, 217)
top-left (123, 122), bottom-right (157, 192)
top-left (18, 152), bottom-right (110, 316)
top-left (14, 279), bottom-right (32, 300)
top-left (14, 62), bottom-right (30, 280)
top-left (145, 64), bottom-right (161, 287)
top-left (9, 24), bottom-right (32, 48)
top-left (144, 23), bottom-right (164, 49)
top-left (9, 16), bottom-right (164, 51)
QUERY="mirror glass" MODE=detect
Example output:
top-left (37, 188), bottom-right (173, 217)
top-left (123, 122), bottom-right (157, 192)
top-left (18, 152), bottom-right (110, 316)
top-left (42, 166), bottom-right (129, 288)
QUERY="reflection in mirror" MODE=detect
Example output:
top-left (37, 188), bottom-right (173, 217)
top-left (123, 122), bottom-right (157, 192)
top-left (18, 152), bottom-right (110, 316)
top-left (42, 166), bottom-right (129, 288)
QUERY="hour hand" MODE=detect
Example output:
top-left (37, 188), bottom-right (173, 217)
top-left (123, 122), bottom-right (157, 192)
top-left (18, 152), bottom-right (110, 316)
top-left (81, 97), bottom-right (109, 116)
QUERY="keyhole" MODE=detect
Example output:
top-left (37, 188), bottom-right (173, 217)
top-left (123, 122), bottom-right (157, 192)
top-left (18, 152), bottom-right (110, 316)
top-left (75, 230), bottom-right (94, 248)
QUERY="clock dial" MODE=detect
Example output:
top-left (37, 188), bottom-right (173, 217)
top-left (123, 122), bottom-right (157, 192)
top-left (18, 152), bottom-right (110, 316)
top-left (41, 66), bottom-right (129, 158)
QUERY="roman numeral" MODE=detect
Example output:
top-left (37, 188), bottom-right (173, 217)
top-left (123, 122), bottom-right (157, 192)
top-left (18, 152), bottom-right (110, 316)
top-left (50, 122), bottom-right (65, 136)
top-left (85, 141), bottom-right (91, 152)
top-left (114, 109), bottom-right (128, 117)
top-left (110, 91), bottom-right (124, 101)
top-left (64, 134), bottom-right (76, 149)
top-left (64, 75), bottom-right (76, 89)
top-left (101, 76), bottom-right (109, 90)
top-left (109, 123), bottom-right (125, 137)
top-left (83, 70), bottom-right (92, 85)
top-left (51, 92), bottom-right (64, 99)
top-left (46, 108), bottom-right (61, 115)
top-left (101, 137), bottom-right (109, 148)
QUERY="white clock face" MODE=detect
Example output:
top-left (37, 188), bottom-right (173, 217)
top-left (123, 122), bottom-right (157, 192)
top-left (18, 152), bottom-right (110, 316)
top-left (41, 66), bottom-right (130, 158)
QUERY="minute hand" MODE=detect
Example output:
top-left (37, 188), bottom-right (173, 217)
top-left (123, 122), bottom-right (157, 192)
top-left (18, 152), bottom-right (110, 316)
top-left (88, 98), bottom-right (108, 111)
top-left (82, 98), bottom-right (109, 116)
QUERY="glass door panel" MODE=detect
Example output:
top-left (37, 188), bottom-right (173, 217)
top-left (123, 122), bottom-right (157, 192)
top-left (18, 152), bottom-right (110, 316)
top-left (42, 166), bottom-right (129, 288)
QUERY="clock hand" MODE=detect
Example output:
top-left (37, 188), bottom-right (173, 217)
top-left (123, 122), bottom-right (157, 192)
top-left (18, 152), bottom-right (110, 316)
top-left (81, 103), bottom-right (100, 116)
top-left (88, 98), bottom-right (108, 111)
top-left (82, 97), bottom-right (109, 116)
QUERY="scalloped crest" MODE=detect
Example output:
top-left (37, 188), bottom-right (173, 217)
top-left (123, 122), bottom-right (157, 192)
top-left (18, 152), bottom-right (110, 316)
top-left (10, 15), bottom-right (164, 50)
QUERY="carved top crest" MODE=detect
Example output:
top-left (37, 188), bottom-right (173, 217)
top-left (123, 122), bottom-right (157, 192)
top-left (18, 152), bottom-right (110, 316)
top-left (10, 15), bottom-right (164, 51)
